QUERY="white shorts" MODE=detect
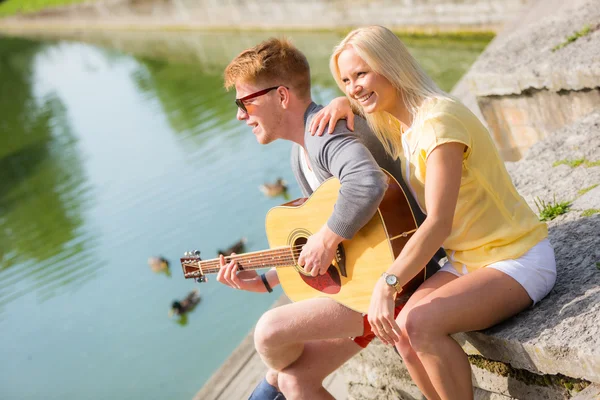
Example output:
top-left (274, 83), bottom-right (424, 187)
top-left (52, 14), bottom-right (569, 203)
top-left (439, 239), bottom-right (556, 305)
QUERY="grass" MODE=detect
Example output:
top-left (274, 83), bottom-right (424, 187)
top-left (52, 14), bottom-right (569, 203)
top-left (551, 24), bottom-right (597, 52)
top-left (582, 209), bottom-right (599, 217)
top-left (534, 195), bottom-right (571, 221)
top-left (553, 158), bottom-right (600, 168)
top-left (578, 184), bottom-right (599, 197)
top-left (468, 355), bottom-right (590, 393)
top-left (596, 262), bottom-right (600, 271)
top-left (0, 0), bottom-right (90, 17)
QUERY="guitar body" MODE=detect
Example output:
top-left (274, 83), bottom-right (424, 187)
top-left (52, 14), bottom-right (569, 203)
top-left (265, 171), bottom-right (422, 314)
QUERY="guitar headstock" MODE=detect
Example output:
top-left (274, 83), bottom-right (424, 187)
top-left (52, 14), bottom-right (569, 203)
top-left (180, 250), bottom-right (207, 282)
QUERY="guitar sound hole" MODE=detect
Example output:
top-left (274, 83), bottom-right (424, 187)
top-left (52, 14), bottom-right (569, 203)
top-left (292, 237), bottom-right (342, 294)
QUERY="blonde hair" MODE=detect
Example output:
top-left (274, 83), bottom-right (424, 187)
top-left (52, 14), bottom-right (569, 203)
top-left (330, 26), bottom-right (451, 158)
top-left (224, 37), bottom-right (311, 100)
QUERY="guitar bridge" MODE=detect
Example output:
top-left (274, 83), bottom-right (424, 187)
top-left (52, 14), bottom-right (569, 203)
top-left (335, 244), bottom-right (347, 277)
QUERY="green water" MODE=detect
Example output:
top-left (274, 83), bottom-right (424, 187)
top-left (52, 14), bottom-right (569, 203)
top-left (0, 30), bottom-right (490, 399)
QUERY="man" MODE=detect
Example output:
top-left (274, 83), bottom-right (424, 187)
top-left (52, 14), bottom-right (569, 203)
top-left (218, 37), bottom-right (444, 400)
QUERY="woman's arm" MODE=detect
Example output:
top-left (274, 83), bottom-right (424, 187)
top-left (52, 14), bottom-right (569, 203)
top-left (388, 141), bottom-right (464, 284)
top-left (309, 96), bottom-right (357, 136)
top-left (367, 141), bottom-right (465, 344)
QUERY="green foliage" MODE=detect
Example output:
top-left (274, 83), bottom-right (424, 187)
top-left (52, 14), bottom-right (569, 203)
top-left (586, 160), bottom-right (600, 167)
top-left (552, 24), bottom-right (593, 52)
top-left (578, 184), bottom-right (598, 196)
top-left (468, 355), bottom-right (590, 393)
top-left (596, 262), bottom-right (600, 270)
top-left (553, 158), bottom-right (600, 168)
top-left (0, 0), bottom-right (90, 17)
top-left (534, 196), bottom-right (571, 221)
top-left (581, 209), bottom-right (599, 217)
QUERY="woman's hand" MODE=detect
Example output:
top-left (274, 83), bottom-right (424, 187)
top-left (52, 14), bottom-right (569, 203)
top-left (309, 97), bottom-right (354, 136)
top-left (367, 278), bottom-right (401, 345)
top-left (216, 253), bottom-right (259, 291)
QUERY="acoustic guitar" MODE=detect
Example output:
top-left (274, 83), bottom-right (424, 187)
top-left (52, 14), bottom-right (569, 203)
top-left (180, 170), bottom-right (428, 314)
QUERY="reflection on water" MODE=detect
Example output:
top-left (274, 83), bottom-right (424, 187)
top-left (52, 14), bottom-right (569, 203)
top-left (0, 37), bottom-right (97, 310)
top-left (0, 30), bottom-right (490, 399)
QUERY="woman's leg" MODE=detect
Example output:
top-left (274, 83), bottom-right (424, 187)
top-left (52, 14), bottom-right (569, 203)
top-left (403, 268), bottom-right (533, 400)
top-left (395, 271), bottom-right (458, 400)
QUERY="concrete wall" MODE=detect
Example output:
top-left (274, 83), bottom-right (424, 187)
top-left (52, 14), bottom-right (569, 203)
top-left (467, 0), bottom-right (600, 160)
top-left (4, 0), bottom-right (532, 31)
top-left (478, 88), bottom-right (600, 161)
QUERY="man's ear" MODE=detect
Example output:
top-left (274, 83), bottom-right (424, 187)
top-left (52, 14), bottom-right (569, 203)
top-left (278, 86), bottom-right (290, 109)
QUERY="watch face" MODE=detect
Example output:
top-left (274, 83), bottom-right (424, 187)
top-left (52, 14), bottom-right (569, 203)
top-left (385, 274), bottom-right (398, 286)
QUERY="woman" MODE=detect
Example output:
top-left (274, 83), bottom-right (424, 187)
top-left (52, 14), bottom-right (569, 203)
top-left (310, 26), bottom-right (556, 400)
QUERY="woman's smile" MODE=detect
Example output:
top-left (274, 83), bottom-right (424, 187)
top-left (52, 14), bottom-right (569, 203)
top-left (358, 92), bottom-right (374, 103)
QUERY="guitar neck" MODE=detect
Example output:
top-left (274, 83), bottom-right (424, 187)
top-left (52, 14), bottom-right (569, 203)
top-left (182, 246), bottom-right (296, 278)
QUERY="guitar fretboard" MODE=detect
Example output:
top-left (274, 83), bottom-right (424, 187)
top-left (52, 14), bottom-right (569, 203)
top-left (187, 246), bottom-right (297, 274)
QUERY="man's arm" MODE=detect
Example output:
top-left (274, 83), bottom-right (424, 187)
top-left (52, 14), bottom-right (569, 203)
top-left (297, 119), bottom-right (388, 276)
top-left (308, 120), bottom-right (388, 239)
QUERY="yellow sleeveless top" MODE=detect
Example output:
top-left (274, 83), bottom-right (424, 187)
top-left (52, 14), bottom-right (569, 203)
top-left (399, 98), bottom-right (547, 273)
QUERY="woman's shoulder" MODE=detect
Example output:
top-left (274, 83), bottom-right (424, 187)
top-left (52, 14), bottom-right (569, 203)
top-left (421, 97), bottom-right (486, 138)
top-left (423, 97), bottom-right (470, 120)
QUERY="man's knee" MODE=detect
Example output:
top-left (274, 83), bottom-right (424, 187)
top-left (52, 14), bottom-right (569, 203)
top-left (254, 309), bottom-right (284, 352)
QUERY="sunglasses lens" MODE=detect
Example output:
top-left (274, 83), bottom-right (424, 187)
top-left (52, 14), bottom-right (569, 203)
top-left (235, 99), bottom-right (247, 113)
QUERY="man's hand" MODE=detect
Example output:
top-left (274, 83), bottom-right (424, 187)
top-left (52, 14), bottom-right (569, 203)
top-left (297, 225), bottom-right (344, 276)
top-left (216, 253), bottom-right (259, 290)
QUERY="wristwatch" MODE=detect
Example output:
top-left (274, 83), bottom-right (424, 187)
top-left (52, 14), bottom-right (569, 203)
top-left (382, 272), bottom-right (402, 292)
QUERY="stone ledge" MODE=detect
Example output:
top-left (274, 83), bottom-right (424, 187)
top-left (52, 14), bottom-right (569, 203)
top-left (571, 384), bottom-right (600, 400)
top-left (342, 341), bottom-right (590, 400)
top-left (468, 0), bottom-right (600, 96)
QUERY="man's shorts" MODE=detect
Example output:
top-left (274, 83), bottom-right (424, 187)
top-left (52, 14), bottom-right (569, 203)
top-left (352, 304), bottom-right (405, 348)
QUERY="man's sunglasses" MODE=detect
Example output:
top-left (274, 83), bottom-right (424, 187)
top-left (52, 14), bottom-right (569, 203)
top-left (235, 86), bottom-right (287, 114)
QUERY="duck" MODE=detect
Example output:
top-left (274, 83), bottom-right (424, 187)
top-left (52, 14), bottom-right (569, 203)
top-left (148, 256), bottom-right (170, 272)
top-left (169, 288), bottom-right (201, 317)
top-left (217, 237), bottom-right (247, 257)
top-left (259, 178), bottom-right (288, 197)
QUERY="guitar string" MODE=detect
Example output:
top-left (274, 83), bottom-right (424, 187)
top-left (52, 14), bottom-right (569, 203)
top-left (182, 246), bottom-right (302, 265)
top-left (183, 250), bottom-right (300, 271)
top-left (194, 255), bottom-right (297, 268)
top-left (186, 262), bottom-right (298, 275)
top-left (182, 246), bottom-right (307, 273)
top-left (184, 261), bottom-right (298, 275)
top-left (182, 229), bottom-right (417, 274)
top-left (183, 228), bottom-right (416, 265)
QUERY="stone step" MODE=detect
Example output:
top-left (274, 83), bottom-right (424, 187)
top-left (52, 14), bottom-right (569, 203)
top-left (342, 341), bottom-right (593, 400)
